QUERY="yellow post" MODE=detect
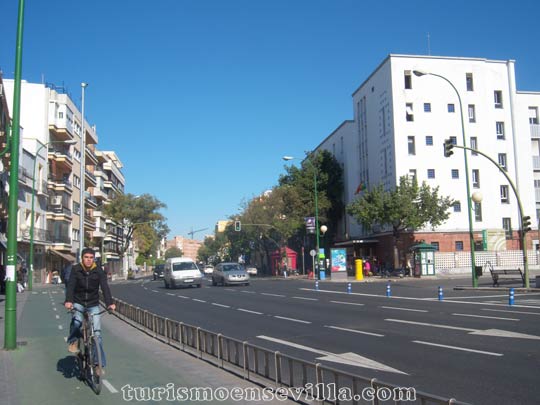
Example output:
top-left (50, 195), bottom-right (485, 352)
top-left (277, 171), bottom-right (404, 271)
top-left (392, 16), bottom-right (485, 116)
top-left (355, 259), bottom-right (364, 281)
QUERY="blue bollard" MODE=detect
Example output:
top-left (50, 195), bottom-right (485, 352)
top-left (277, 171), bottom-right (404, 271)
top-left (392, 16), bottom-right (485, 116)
top-left (438, 286), bottom-right (443, 301)
top-left (347, 283), bottom-right (352, 294)
top-left (509, 288), bottom-right (515, 306)
top-left (386, 283), bottom-right (391, 297)
top-left (315, 280), bottom-right (319, 291)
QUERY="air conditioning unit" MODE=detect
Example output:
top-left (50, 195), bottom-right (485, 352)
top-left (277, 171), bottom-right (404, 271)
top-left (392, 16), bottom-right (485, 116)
top-left (51, 196), bottom-right (62, 206)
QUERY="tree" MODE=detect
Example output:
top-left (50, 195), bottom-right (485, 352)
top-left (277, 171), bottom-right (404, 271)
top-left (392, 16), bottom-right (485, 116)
top-left (164, 247), bottom-right (183, 259)
top-left (103, 193), bottom-right (169, 260)
top-left (347, 176), bottom-right (454, 267)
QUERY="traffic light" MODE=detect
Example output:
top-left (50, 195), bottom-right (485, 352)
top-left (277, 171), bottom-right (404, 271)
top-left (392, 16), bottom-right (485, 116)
top-left (234, 220), bottom-right (241, 232)
top-left (522, 216), bottom-right (532, 233)
top-left (443, 138), bottom-right (454, 157)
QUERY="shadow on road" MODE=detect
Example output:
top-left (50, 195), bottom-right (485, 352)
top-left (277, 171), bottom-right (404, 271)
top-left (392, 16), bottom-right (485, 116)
top-left (56, 355), bottom-right (79, 379)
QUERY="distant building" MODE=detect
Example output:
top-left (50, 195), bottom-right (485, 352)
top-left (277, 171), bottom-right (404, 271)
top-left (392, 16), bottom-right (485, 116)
top-left (166, 236), bottom-right (202, 261)
top-left (215, 220), bottom-right (231, 233)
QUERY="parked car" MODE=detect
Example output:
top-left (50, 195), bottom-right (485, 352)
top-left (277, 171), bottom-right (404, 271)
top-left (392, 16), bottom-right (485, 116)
top-left (212, 262), bottom-right (250, 286)
top-left (153, 264), bottom-right (165, 280)
top-left (245, 266), bottom-right (258, 276)
top-left (163, 257), bottom-right (202, 289)
top-left (203, 265), bottom-right (214, 275)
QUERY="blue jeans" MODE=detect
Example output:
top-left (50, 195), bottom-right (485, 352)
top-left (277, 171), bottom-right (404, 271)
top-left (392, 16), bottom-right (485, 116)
top-left (67, 303), bottom-right (107, 367)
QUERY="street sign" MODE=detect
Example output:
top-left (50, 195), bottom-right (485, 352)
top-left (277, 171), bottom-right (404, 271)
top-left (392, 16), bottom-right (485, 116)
top-left (309, 249), bottom-right (316, 257)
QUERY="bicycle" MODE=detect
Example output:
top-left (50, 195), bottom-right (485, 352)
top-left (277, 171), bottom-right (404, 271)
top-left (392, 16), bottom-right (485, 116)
top-left (70, 307), bottom-right (109, 394)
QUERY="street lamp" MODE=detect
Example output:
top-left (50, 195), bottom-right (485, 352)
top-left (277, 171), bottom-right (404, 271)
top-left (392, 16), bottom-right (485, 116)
top-left (413, 70), bottom-right (478, 287)
top-left (79, 82), bottom-right (88, 260)
top-left (282, 155), bottom-right (320, 278)
top-left (27, 139), bottom-right (77, 290)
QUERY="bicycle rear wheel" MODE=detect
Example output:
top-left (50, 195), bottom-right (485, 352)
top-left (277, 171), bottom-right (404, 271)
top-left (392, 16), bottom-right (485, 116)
top-left (89, 336), bottom-right (103, 394)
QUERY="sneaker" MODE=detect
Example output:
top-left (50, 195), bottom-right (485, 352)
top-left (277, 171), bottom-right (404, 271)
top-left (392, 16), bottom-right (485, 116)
top-left (68, 342), bottom-right (79, 354)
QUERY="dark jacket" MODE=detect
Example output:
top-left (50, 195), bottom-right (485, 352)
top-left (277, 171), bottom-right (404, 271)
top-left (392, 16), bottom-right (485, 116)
top-left (65, 263), bottom-right (113, 307)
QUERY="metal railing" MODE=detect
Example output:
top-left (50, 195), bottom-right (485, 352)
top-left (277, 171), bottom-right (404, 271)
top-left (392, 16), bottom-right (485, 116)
top-left (111, 298), bottom-right (468, 405)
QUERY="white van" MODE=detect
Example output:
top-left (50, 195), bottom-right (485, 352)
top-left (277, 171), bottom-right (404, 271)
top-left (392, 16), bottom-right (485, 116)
top-left (163, 257), bottom-right (203, 289)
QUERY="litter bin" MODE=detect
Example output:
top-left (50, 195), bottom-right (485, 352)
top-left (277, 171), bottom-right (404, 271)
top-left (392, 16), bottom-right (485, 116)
top-left (475, 266), bottom-right (483, 277)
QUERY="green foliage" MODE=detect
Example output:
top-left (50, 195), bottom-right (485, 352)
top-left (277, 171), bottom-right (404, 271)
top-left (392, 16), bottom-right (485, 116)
top-left (135, 254), bottom-right (146, 266)
top-left (103, 193), bottom-right (170, 258)
top-left (164, 247), bottom-right (183, 259)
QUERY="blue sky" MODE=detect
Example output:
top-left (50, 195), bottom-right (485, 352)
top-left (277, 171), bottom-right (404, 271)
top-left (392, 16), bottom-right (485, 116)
top-left (1, 0), bottom-right (539, 240)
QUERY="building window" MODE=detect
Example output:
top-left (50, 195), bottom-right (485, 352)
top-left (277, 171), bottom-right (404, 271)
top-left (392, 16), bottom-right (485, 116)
top-left (468, 105), bottom-right (476, 123)
top-left (409, 169), bottom-right (417, 181)
top-left (408, 136), bottom-right (416, 155)
top-left (498, 153), bottom-right (507, 171)
top-left (453, 201), bottom-right (461, 212)
top-left (529, 107), bottom-right (539, 124)
top-left (74, 175), bottom-right (80, 188)
top-left (474, 202), bottom-right (482, 222)
top-left (448, 103), bottom-right (455, 113)
top-left (73, 201), bottom-right (80, 214)
top-left (455, 241), bottom-right (464, 251)
top-left (431, 242), bottom-right (440, 251)
top-left (424, 103), bottom-right (431, 112)
top-left (72, 229), bottom-right (80, 242)
top-left (427, 169), bottom-right (435, 179)
top-left (496, 122), bottom-right (505, 140)
top-left (472, 169), bottom-right (480, 188)
top-left (425, 136), bottom-right (433, 146)
top-left (494, 90), bottom-right (503, 108)
top-left (466, 73), bottom-right (474, 91)
top-left (451, 169), bottom-right (459, 179)
top-left (404, 71), bottom-right (412, 89)
top-left (58, 112), bottom-right (64, 119)
top-left (500, 185), bottom-right (509, 204)
top-left (406, 103), bottom-right (414, 122)
top-left (470, 137), bottom-right (478, 155)
top-left (502, 218), bottom-right (512, 239)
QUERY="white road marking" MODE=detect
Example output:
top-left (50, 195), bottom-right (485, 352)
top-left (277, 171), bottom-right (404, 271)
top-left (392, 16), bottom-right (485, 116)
top-left (330, 300), bottom-right (365, 306)
top-left (42, 292), bottom-right (47, 294)
top-left (292, 296), bottom-right (318, 301)
top-left (52, 308), bottom-right (57, 311)
top-left (55, 315), bottom-right (60, 319)
top-left (413, 340), bottom-right (503, 357)
top-left (446, 293), bottom-right (540, 300)
top-left (166, 293), bottom-right (175, 296)
top-left (241, 290), bottom-right (256, 294)
top-left (274, 316), bottom-right (311, 324)
top-left (192, 299), bottom-right (206, 303)
top-left (176, 295), bottom-right (189, 299)
top-left (212, 303), bottom-right (230, 308)
top-left (102, 379), bottom-right (119, 393)
top-left (482, 308), bottom-right (540, 316)
top-left (380, 306), bottom-right (428, 313)
top-left (261, 293), bottom-right (286, 297)
top-left (385, 318), bottom-right (477, 332)
top-left (238, 308), bottom-right (263, 315)
top-left (151, 290), bottom-right (159, 293)
top-left (58, 325), bottom-right (63, 330)
top-left (452, 313), bottom-right (519, 321)
top-left (256, 335), bottom-right (406, 374)
top-left (63, 337), bottom-right (67, 342)
top-left (325, 325), bottom-right (384, 337)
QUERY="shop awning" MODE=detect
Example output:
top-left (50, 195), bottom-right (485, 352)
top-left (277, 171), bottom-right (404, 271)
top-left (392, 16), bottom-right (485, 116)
top-left (334, 239), bottom-right (378, 247)
top-left (49, 249), bottom-right (76, 263)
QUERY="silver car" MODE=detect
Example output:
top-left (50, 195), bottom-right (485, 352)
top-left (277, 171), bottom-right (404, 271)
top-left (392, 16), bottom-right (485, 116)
top-left (212, 263), bottom-right (250, 286)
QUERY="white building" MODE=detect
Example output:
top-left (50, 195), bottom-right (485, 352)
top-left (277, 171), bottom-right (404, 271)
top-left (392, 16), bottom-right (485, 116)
top-left (316, 54), bottom-right (540, 260)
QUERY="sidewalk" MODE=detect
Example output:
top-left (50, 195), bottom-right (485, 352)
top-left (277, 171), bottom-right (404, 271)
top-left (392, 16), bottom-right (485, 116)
top-left (0, 285), bottom-right (295, 405)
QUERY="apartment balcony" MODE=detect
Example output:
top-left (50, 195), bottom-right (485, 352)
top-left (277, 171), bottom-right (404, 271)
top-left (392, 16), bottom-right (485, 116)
top-left (48, 147), bottom-right (73, 171)
top-left (37, 180), bottom-right (49, 196)
top-left (18, 166), bottom-right (34, 187)
top-left (49, 234), bottom-right (72, 251)
top-left (93, 226), bottom-right (107, 238)
top-left (533, 156), bottom-right (540, 170)
top-left (92, 208), bottom-right (105, 219)
top-left (18, 227), bottom-right (52, 243)
top-left (531, 124), bottom-right (540, 139)
top-left (48, 177), bottom-right (73, 194)
top-left (48, 121), bottom-right (74, 141)
top-left (85, 146), bottom-right (98, 165)
top-left (92, 186), bottom-right (108, 200)
top-left (86, 194), bottom-right (98, 207)
top-left (536, 188), bottom-right (540, 203)
top-left (85, 169), bottom-right (97, 187)
top-left (46, 204), bottom-right (72, 222)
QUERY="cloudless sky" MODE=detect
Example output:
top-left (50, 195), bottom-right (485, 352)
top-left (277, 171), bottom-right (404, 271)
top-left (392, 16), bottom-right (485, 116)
top-left (1, 0), bottom-right (539, 240)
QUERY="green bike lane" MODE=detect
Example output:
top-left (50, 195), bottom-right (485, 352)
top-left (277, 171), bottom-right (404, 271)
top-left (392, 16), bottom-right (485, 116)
top-left (2, 285), bottom-right (294, 405)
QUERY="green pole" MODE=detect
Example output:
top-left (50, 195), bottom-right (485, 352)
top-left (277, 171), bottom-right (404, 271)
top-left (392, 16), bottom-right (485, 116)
top-left (4, 0), bottom-right (26, 350)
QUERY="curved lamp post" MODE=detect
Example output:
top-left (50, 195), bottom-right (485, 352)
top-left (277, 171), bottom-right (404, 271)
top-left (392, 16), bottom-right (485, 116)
top-left (28, 139), bottom-right (77, 290)
top-left (283, 155), bottom-right (320, 278)
top-left (413, 70), bottom-right (478, 287)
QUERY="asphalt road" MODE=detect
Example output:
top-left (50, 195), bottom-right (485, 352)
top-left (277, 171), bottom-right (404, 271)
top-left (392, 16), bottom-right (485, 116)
top-left (110, 276), bottom-right (540, 405)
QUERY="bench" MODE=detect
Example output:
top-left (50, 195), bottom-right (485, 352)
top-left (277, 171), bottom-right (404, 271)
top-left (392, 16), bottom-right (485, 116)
top-left (489, 268), bottom-right (525, 287)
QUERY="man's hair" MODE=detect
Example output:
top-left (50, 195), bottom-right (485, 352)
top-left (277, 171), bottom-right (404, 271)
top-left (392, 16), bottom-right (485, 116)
top-left (81, 248), bottom-right (95, 258)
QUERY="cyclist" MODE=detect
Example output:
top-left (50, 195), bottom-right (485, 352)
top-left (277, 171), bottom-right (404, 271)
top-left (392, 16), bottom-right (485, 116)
top-left (64, 248), bottom-right (115, 374)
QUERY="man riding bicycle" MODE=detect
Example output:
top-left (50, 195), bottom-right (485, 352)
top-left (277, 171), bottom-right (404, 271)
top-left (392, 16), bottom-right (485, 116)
top-left (64, 248), bottom-right (115, 374)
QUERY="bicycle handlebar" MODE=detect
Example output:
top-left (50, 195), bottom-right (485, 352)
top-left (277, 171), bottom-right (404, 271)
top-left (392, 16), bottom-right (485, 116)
top-left (68, 307), bottom-right (112, 316)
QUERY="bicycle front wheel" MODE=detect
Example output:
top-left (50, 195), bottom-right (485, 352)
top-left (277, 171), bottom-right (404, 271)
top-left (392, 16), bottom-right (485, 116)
top-left (89, 336), bottom-right (103, 395)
